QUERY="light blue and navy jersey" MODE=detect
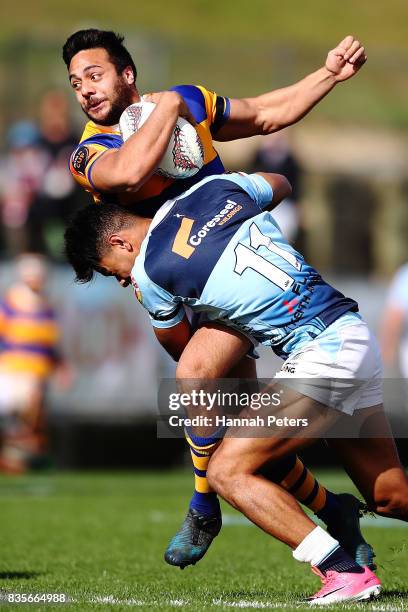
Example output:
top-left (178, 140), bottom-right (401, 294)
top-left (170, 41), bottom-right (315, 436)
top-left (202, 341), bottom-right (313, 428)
top-left (131, 173), bottom-right (358, 358)
top-left (70, 85), bottom-right (229, 217)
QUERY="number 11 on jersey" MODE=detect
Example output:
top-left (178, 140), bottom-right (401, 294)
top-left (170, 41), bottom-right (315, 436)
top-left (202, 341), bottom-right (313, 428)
top-left (234, 223), bottom-right (302, 291)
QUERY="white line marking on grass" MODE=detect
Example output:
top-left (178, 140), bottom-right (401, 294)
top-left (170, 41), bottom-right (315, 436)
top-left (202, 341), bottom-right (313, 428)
top-left (150, 511), bottom-right (408, 529)
top-left (0, 483), bottom-right (55, 497)
top-left (222, 514), bottom-right (408, 529)
top-left (89, 595), bottom-right (293, 608)
top-left (90, 596), bottom-right (146, 605)
top-left (86, 595), bottom-right (407, 609)
top-left (90, 596), bottom-right (191, 607)
top-left (367, 606), bottom-right (407, 611)
top-left (212, 599), bottom-right (293, 608)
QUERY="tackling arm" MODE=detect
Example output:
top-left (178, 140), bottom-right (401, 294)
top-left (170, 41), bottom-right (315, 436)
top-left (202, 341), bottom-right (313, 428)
top-left (215, 36), bottom-right (366, 141)
top-left (153, 318), bottom-right (252, 377)
top-left (176, 324), bottom-right (252, 380)
top-left (153, 316), bottom-right (193, 362)
top-left (255, 172), bottom-right (292, 211)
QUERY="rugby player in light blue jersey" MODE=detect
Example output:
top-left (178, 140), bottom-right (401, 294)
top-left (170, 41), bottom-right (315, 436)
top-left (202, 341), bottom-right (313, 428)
top-left (65, 172), bottom-right (408, 604)
top-left (64, 29), bottom-right (378, 573)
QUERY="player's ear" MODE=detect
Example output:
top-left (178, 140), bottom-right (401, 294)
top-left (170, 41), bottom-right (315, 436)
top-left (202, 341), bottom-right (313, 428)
top-left (109, 234), bottom-right (133, 251)
top-left (109, 234), bottom-right (124, 247)
top-left (123, 66), bottom-right (135, 85)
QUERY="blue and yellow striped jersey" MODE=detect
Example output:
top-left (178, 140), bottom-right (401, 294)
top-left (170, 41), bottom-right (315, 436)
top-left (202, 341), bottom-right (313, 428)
top-left (69, 85), bottom-right (230, 216)
top-left (0, 287), bottom-right (60, 379)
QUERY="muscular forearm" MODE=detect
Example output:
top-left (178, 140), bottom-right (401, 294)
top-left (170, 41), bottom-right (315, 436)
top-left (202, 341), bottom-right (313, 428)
top-left (254, 67), bottom-right (337, 134)
top-left (221, 67), bottom-right (337, 140)
top-left (91, 92), bottom-right (180, 192)
top-left (119, 105), bottom-right (178, 190)
top-left (216, 36), bottom-right (366, 141)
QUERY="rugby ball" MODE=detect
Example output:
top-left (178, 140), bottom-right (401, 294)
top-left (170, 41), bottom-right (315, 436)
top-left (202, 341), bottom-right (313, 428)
top-left (119, 100), bottom-right (204, 179)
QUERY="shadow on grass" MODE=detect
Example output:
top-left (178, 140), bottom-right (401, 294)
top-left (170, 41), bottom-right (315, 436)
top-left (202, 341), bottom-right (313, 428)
top-left (0, 572), bottom-right (42, 580)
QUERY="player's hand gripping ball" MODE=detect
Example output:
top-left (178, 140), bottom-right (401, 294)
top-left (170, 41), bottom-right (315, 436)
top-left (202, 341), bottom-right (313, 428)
top-left (119, 100), bottom-right (204, 179)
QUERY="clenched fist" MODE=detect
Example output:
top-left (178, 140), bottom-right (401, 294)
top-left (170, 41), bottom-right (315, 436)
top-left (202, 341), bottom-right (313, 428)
top-left (325, 36), bottom-right (367, 82)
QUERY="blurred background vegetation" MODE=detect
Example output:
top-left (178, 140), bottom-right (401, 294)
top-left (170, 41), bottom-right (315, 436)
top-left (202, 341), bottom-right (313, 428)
top-left (1, 0), bottom-right (407, 129)
top-left (1, 0), bottom-right (407, 273)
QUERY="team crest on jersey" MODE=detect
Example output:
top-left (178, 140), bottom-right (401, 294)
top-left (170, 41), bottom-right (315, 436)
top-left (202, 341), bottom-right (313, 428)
top-left (71, 146), bottom-right (92, 176)
top-left (72, 146), bottom-right (89, 176)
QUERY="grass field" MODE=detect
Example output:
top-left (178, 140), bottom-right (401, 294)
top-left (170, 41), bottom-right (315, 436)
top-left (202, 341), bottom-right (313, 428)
top-left (0, 470), bottom-right (407, 611)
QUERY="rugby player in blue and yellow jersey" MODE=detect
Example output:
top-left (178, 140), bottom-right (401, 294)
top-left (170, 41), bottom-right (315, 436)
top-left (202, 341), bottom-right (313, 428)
top-left (63, 29), bottom-right (367, 216)
top-left (65, 171), bottom-right (408, 604)
top-left (0, 254), bottom-right (62, 472)
top-left (62, 29), bottom-right (373, 569)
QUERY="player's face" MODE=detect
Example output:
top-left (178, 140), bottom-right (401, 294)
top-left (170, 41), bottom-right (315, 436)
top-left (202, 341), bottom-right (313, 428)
top-left (98, 247), bottom-right (135, 288)
top-left (69, 48), bottom-right (137, 125)
top-left (17, 257), bottom-right (47, 293)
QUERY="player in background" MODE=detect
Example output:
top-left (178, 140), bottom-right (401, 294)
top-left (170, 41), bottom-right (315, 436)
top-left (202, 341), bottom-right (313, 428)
top-left (64, 171), bottom-right (408, 604)
top-left (62, 29), bottom-right (371, 569)
top-left (379, 262), bottom-right (408, 377)
top-left (0, 254), bottom-right (66, 473)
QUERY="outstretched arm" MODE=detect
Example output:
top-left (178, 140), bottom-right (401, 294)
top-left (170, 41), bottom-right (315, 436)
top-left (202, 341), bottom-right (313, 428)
top-left (215, 36), bottom-right (366, 141)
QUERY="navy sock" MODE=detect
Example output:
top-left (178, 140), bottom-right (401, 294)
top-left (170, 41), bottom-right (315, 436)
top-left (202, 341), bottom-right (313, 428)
top-left (316, 490), bottom-right (341, 526)
top-left (317, 546), bottom-right (364, 575)
top-left (261, 454), bottom-right (297, 483)
top-left (189, 491), bottom-right (220, 517)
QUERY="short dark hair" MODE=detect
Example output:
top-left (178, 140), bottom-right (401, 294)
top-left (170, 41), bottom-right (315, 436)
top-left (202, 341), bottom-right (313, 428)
top-left (62, 29), bottom-right (137, 79)
top-left (64, 203), bottom-right (136, 283)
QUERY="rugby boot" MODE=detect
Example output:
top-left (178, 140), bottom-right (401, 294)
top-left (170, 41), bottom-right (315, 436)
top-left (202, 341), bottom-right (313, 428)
top-left (326, 493), bottom-right (376, 570)
top-left (164, 508), bottom-right (222, 569)
top-left (308, 565), bottom-right (381, 605)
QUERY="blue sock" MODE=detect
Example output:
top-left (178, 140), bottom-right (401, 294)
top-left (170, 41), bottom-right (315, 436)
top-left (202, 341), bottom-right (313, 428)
top-left (185, 429), bottom-right (224, 519)
top-left (189, 491), bottom-right (220, 517)
top-left (317, 546), bottom-right (364, 575)
top-left (316, 490), bottom-right (342, 526)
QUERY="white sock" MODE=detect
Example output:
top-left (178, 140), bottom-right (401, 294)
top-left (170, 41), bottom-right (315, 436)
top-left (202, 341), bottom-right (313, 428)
top-left (293, 526), bottom-right (340, 566)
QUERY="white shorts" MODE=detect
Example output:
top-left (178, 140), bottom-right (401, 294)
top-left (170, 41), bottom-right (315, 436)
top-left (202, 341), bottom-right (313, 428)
top-left (0, 373), bottom-right (41, 415)
top-left (274, 313), bottom-right (383, 415)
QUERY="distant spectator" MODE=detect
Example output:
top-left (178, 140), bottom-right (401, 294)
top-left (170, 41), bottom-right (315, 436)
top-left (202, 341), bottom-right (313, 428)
top-left (0, 254), bottom-right (69, 473)
top-left (379, 262), bottom-right (408, 377)
top-left (249, 132), bottom-right (302, 242)
top-left (0, 121), bottom-right (48, 255)
top-left (27, 90), bottom-right (86, 257)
